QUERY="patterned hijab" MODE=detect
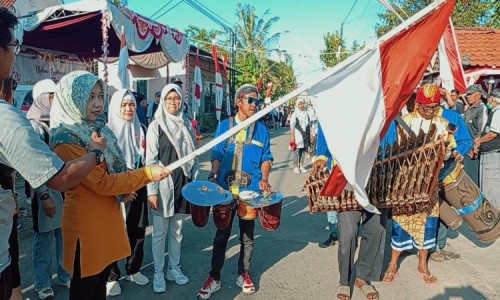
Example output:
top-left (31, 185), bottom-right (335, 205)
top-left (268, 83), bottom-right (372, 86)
top-left (107, 89), bottom-right (145, 170)
top-left (26, 93), bottom-right (52, 122)
top-left (155, 83), bottom-right (198, 178)
top-left (50, 71), bottom-right (127, 176)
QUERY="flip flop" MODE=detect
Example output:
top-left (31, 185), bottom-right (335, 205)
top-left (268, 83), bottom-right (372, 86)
top-left (336, 285), bottom-right (351, 300)
top-left (417, 270), bottom-right (437, 284)
top-left (382, 271), bottom-right (399, 283)
top-left (357, 284), bottom-right (379, 300)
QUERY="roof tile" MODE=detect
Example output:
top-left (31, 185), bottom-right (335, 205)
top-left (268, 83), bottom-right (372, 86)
top-left (0, 0), bottom-right (16, 8)
top-left (455, 27), bottom-right (500, 68)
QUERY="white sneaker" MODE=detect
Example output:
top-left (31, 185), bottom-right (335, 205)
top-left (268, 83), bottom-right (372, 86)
top-left (300, 167), bottom-right (307, 173)
top-left (153, 272), bottom-right (166, 293)
top-left (36, 287), bottom-right (54, 300)
top-left (57, 280), bottom-right (70, 289)
top-left (106, 281), bottom-right (121, 297)
top-left (166, 266), bottom-right (189, 285)
top-left (125, 271), bottom-right (150, 286)
top-left (236, 272), bottom-right (256, 294)
top-left (293, 167), bottom-right (300, 174)
top-left (197, 276), bottom-right (221, 299)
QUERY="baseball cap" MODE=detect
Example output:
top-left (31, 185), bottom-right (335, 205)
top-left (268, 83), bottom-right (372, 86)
top-left (466, 84), bottom-right (485, 96)
top-left (489, 88), bottom-right (500, 99)
top-left (170, 76), bottom-right (183, 85)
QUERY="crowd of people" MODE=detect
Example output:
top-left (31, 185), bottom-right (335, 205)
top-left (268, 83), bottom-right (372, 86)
top-left (1, 6), bottom-right (499, 300)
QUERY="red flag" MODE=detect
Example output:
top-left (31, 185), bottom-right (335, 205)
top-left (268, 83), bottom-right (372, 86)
top-left (438, 19), bottom-right (467, 93)
top-left (211, 37), bottom-right (220, 73)
top-left (310, 0), bottom-right (455, 212)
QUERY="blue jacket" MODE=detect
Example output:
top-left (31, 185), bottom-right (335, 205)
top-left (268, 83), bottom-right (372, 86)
top-left (211, 118), bottom-right (273, 192)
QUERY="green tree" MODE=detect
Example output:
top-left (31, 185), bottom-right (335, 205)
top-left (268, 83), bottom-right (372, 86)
top-left (184, 25), bottom-right (227, 56)
top-left (234, 3), bottom-right (283, 62)
top-left (375, 0), bottom-right (497, 37)
top-left (319, 32), bottom-right (363, 68)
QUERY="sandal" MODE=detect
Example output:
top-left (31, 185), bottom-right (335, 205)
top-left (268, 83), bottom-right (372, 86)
top-left (382, 271), bottom-right (399, 283)
top-left (417, 270), bottom-right (437, 284)
top-left (429, 251), bottom-right (446, 262)
top-left (357, 284), bottom-right (379, 300)
top-left (336, 285), bottom-right (350, 300)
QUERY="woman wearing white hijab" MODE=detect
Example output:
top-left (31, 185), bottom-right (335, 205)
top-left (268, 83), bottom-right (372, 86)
top-left (105, 90), bottom-right (149, 295)
top-left (146, 83), bottom-right (199, 293)
top-left (289, 99), bottom-right (311, 173)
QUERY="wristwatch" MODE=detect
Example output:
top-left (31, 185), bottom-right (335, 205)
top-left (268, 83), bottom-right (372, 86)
top-left (89, 149), bottom-right (104, 165)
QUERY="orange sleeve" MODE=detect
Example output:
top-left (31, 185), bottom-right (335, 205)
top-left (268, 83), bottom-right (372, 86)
top-left (53, 144), bottom-right (153, 196)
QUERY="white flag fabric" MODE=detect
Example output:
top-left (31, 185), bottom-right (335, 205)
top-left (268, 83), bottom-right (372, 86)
top-left (438, 18), bottom-right (467, 92)
top-left (215, 72), bottom-right (223, 121)
top-left (309, 0), bottom-right (456, 213)
top-left (118, 27), bottom-right (130, 89)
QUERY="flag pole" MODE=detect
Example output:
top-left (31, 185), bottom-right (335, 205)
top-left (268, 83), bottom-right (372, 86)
top-left (165, 0), bottom-right (450, 172)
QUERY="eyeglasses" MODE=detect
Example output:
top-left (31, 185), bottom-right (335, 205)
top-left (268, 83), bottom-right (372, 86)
top-left (165, 97), bottom-right (181, 102)
top-left (7, 43), bottom-right (20, 54)
top-left (419, 104), bottom-right (439, 112)
top-left (243, 95), bottom-right (261, 105)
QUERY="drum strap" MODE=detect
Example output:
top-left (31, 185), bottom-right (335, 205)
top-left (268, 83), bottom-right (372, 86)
top-left (456, 192), bottom-right (484, 215)
top-left (227, 117), bottom-right (254, 186)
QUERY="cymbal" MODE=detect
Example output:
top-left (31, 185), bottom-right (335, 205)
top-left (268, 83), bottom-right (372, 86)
top-left (240, 191), bottom-right (283, 208)
top-left (182, 181), bottom-right (229, 206)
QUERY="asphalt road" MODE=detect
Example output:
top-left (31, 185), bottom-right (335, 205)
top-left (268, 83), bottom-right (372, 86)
top-left (17, 127), bottom-right (500, 300)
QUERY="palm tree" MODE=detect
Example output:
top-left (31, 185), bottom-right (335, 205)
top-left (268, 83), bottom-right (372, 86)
top-left (234, 4), bottom-right (282, 61)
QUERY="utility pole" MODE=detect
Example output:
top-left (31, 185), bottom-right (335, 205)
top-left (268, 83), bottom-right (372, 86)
top-left (230, 28), bottom-right (236, 113)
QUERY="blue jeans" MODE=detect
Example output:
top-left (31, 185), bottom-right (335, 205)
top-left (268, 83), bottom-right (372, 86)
top-left (435, 220), bottom-right (448, 251)
top-left (32, 228), bottom-right (70, 290)
top-left (327, 211), bottom-right (338, 237)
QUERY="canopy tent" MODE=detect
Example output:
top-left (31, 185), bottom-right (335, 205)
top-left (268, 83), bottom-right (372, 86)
top-left (14, 0), bottom-right (190, 69)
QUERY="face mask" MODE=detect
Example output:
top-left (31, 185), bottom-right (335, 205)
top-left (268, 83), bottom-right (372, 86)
top-left (487, 103), bottom-right (493, 110)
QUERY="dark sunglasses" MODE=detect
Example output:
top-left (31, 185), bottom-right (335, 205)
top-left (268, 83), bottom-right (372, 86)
top-left (244, 95), bottom-right (261, 105)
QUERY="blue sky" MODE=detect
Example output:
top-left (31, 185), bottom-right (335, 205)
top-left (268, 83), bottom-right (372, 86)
top-left (66, 0), bottom-right (386, 82)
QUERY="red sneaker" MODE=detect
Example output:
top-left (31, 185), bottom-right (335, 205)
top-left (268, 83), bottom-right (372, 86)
top-left (197, 276), bottom-right (221, 299)
top-left (236, 272), bottom-right (256, 294)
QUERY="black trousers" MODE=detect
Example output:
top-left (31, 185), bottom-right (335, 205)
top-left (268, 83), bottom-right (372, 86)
top-left (108, 187), bottom-right (148, 281)
top-left (337, 210), bottom-right (388, 286)
top-left (209, 207), bottom-right (255, 281)
top-left (70, 241), bottom-right (112, 300)
top-left (8, 215), bottom-right (19, 289)
top-left (0, 266), bottom-right (12, 300)
top-left (108, 225), bottom-right (146, 281)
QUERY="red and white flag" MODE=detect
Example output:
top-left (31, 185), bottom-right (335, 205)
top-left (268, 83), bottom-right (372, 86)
top-left (221, 55), bottom-right (231, 116)
top-left (438, 18), bottom-right (467, 93)
top-left (118, 26), bottom-right (130, 89)
top-left (308, 0), bottom-right (455, 213)
top-left (211, 37), bottom-right (223, 121)
top-left (193, 48), bottom-right (202, 114)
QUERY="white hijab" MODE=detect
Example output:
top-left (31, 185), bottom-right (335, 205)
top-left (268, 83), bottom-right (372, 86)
top-left (107, 89), bottom-right (145, 170)
top-left (294, 99), bottom-right (309, 129)
top-left (155, 84), bottom-right (198, 178)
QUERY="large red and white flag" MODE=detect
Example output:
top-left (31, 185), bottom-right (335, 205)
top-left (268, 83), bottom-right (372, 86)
top-left (438, 18), bottom-right (467, 93)
top-left (118, 27), bottom-right (130, 89)
top-left (211, 38), bottom-right (223, 121)
top-left (308, 0), bottom-right (455, 213)
top-left (193, 49), bottom-right (202, 114)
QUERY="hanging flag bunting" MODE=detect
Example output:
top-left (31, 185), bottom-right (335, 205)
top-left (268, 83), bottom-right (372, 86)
top-left (211, 37), bottom-right (223, 121)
